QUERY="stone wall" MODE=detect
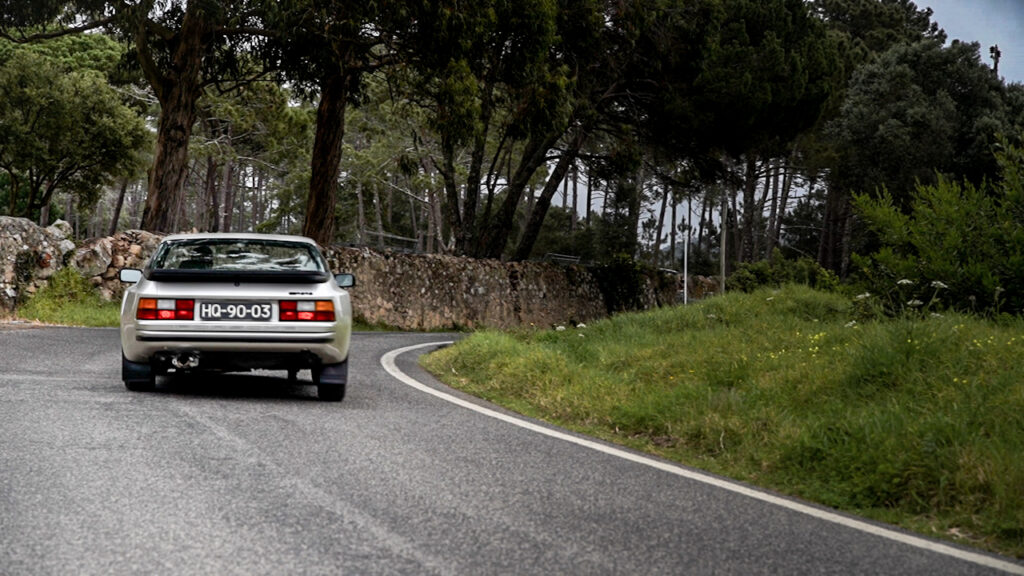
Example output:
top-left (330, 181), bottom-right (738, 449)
top-left (327, 247), bottom-right (608, 330)
top-left (2, 216), bottom-right (704, 329)
top-left (0, 217), bottom-right (77, 312)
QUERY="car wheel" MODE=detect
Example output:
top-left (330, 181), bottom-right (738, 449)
top-left (313, 360), bottom-right (347, 402)
top-left (125, 378), bottom-right (155, 392)
top-left (317, 383), bottom-right (346, 402)
top-left (122, 353), bottom-right (155, 392)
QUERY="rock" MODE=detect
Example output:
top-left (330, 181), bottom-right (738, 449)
top-left (73, 237), bottom-right (114, 278)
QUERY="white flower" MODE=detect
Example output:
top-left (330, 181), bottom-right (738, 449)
top-left (555, 325), bottom-right (566, 331)
top-left (930, 280), bottom-right (948, 289)
top-left (855, 292), bottom-right (871, 301)
top-left (897, 279), bottom-right (914, 286)
top-left (576, 323), bottom-right (587, 329)
top-left (766, 297), bottom-right (775, 302)
top-left (907, 299), bottom-right (924, 307)
top-left (845, 320), bottom-right (857, 328)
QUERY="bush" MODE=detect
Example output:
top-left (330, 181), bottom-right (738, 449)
top-left (588, 253), bottom-right (651, 313)
top-left (728, 250), bottom-right (840, 293)
top-left (852, 140), bottom-right (1024, 317)
top-left (17, 266), bottom-right (119, 327)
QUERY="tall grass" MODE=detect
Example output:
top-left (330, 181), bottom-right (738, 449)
top-left (422, 285), bottom-right (1024, 558)
top-left (17, 267), bottom-right (121, 327)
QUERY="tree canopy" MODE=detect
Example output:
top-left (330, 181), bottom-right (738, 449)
top-left (1, 0), bottom-right (1022, 314)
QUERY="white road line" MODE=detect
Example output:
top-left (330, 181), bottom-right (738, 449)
top-left (382, 341), bottom-right (1024, 575)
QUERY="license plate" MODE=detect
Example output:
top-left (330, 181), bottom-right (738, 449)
top-left (198, 301), bottom-right (273, 321)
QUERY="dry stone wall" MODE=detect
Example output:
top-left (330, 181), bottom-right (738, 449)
top-left (2, 217), bottom-right (699, 329)
top-left (326, 247), bottom-right (608, 330)
top-left (0, 217), bottom-right (77, 311)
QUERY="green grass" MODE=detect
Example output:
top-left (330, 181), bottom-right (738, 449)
top-left (421, 285), bottom-right (1024, 559)
top-left (16, 267), bottom-right (121, 327)
top-left (13, 267), bottom-right (390, 331)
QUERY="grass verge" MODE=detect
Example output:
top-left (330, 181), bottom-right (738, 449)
top-left (16, 267), bottom-right (121, 327)
top-left (421, 285), bottom-right (1024, 559)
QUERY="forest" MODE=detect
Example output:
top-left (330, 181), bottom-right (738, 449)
top-left (1, 0), bottom-right (1023, 306)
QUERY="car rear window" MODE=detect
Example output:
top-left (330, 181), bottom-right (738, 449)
top-left (151, 239), bottom-right (326, 273)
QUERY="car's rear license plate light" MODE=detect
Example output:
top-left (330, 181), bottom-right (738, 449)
top-left (280, 300), bottom-right (335, 322)
top-left (137, 298), bottom-right (194, 320)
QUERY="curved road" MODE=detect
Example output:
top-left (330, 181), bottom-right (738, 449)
top-left (0, 325), bottom-right (1020, 575)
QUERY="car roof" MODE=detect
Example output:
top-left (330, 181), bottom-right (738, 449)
top-left (160, 232), bottom-right (320, 246)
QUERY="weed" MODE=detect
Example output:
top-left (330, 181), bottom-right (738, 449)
top-left (422, 285), bottom-right (1024, 558)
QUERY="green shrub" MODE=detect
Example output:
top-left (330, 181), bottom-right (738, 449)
top-left (588, 253), bottom-right (651, 313)
top-left (17, 266), bottom-right (119, 327)
top-left (853, 139), bottom-right (1024, 317)
top-left (729, 250), bottom-right (840, 293)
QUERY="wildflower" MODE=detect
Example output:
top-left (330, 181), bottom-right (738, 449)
top-left (907, 299), bottom-right (924, 307)
top-left (844, 320), bottom-right (857, 328)
top-left (930, 280), bottom-right (948, 289)
top-left (576, 323), bottom-right (587, 329)
top-left (555, 325), bottom-right (566, 331)
top-left (855, 292), bottom-right (871, 300)
top-left (578, 333), bottom-right (585, 338)
top-left (766, 297), bottom-right (774, 302)
top-left (897, 279), bottom-right (914, 286)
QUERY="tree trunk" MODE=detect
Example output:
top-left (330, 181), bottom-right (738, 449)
top-left (570, 161), bottom-right (579, 232)
top-left (461, 86), bottom-right (494, 255)
top-left (203, 156), bottom-right (220, 232)
top-left (109, 178), bottom-right (130, 236)
top-left (355, 184), bottom-right (366, 244)
top-left (481, 131), bottom-right (560, 259)
top-left (772, 161), bottom-right (794, 254)
top-left (220, 160), bottom-right (235, 233)
top-left (739, 154), bottom-right (759, 263)
top-left (511, 129), bottom-right (586, 261)
top-left (373, 186), bottom-right (385, 249)
top-left (303, 71), bottom-right (351, 246)
top-left (438, 133), bottom-right (462, 254)
top-left (653, 185), bottom-right (670, 268)
top-left (669, 192), bottom-right (677, 269)
top-left (139, 3), bottom-right (207, 233)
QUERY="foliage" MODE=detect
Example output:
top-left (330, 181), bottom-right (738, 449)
top-left (0, 42), bottom-right (148, 220)
top-left (587, 253), bottom-right (652, 313)
top-left (852, 140), bottom-right (1024, 317)
top-left (827, 39), bottom-right (1013, 204)
top-left (423, 286), bottom-right (1024, 558)
top-left (729, 251), bottom-right (840, 293)
top-left (17, 267), bottom-right (120, 327)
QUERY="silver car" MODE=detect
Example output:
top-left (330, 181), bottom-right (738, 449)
top-left (119, 233), bottom-right (354, 401)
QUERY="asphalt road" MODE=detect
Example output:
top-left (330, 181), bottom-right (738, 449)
top-left (0, 325), bottom-right (1021, 575)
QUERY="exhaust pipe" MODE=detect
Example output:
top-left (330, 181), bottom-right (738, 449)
top-left (171, 353), bottom-right (200, 370)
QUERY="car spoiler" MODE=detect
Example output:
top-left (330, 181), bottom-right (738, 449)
top-left (146, 269), bottom-right (330, 284)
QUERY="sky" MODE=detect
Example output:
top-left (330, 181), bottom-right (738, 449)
top-left (924, 0), bottom-right (1024, 84)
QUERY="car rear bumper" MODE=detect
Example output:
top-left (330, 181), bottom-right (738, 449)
top-left (121, 322), bottom-right (351, 365)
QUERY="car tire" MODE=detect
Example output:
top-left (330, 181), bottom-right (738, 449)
top-left (122, 353), bottom-right (155, 392)
top-left (313, 360), bottom-right (348, 402)
top-left (317, 383), bottom-right (346, 402)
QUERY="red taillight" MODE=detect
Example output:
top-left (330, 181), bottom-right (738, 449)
top-left (137, 298), bottom-right (194, 320)
top-left (279, 300), bottom-right (334, 322)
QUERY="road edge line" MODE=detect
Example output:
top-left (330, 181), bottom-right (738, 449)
top-left (382, 341), bottom-right (1024, 575)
